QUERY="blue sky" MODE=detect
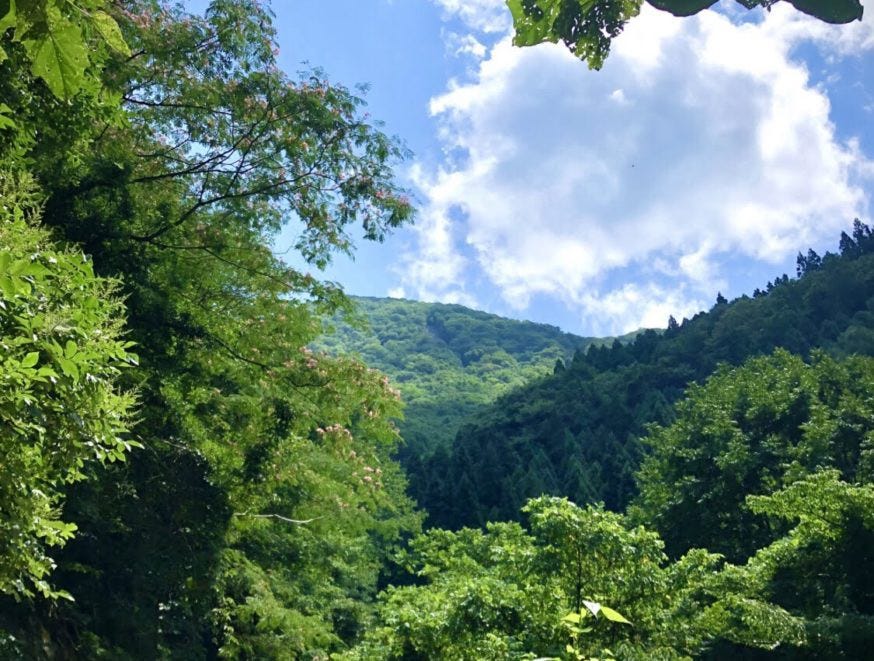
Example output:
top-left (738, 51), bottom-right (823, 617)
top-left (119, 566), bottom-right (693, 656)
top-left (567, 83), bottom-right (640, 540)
top-left (209, 1), bottom-right (874, 336)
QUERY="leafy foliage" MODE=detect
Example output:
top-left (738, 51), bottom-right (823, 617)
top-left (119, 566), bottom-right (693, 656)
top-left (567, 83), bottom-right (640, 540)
top-left (0, 0), bottom-right (419, 657)
top-left (347, 497), bottom-right (798, 660)
top-left (632, 350), bottom-right (874, 561)
top-left (507, 0), bottom-right (865, 70)
top-left (0, 169), bottom-right (135, 600)
top-left (1, 1), bottom-right (872, 658)
top-left (423, 228), bottom-right (874, 529)
top-left (317, 296), bottom-right (605, 456)
top-left (0, 0), bottom-right (130, 99)
top-left (741, 472), bottom-right (874, 657)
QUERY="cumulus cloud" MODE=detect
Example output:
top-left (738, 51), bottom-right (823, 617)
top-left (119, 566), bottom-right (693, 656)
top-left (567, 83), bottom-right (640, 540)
top-left (402, 3), bottom-right (873, 333)
top-left (430, 0), bottom-right (509, 34)
top-left (580, 284), bottom-right (708, 335)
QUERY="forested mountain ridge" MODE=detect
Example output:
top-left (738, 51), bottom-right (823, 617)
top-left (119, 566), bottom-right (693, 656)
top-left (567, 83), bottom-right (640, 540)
top-left (316, 296), bottom-right (618, 456)
top-left (418, 223), bottom-right (874, 529)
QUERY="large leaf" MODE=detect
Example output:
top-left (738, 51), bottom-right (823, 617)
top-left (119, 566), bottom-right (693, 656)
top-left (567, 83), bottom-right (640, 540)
top-left (25, 16), bottom-right (87, 98)
top-left (507, 0), bottom-right (556, 47)
top-left (600, 605), bottom-right (632, 624)
top-left (91, 10), bottom-right (130, 56)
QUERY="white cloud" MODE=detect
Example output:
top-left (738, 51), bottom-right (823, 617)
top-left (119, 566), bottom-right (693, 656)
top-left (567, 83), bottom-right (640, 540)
top-left (444, 32), bottom-right (488, 59)
top-left (580, 284), bottom-right (708, 335)
top-left (430, 0), bottom-right (509, 34)
top-left (402, 3), bottom-right (873, 332)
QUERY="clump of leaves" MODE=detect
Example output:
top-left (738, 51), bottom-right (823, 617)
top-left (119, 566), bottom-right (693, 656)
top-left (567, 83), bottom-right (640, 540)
top-left (0, 169), bottom-right (137, 599)
top-left (507, 0), bottom-right (864, 70)
top-left (0, 0), bottom-right (130, 99)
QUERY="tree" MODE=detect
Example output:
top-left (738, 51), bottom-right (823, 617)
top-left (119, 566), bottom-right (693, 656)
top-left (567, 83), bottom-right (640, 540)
top-left (0, 169), bottom-right (136, 600)
top-left (346, 497), bottom-right (799, 660)
top-left (0, 1), bottom-right (421, 656)
top-left (507, 0), bottom-right (864, 70)
top-left (632, 350), bottom-right (874, 562)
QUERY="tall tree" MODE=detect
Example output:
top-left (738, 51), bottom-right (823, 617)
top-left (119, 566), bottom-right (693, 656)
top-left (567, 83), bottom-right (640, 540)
top-left (0, 1), bottom-right (421, 657)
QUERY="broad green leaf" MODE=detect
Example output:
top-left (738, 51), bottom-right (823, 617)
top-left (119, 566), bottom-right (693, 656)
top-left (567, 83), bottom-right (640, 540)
top-left (58, 356), bottom-right (79, 381)
top-left (21, 351), bottom-right (39, 368)
top-left (91, 10), bottom-right (131, 56)
top-left (0, 275), bottom-right (15, 299)
top-left (26, 17), bottom-right (88, 99)
top-left (507, 0), bottom-right (553, 48)
top-left (563, 611), bottom-right (582, 623)
top-left (65, 339), bottom-right (77, 358)
top-left (0, 0), bottom-right (15, 33)
top-left (600, 606), bottom-right (631, 624)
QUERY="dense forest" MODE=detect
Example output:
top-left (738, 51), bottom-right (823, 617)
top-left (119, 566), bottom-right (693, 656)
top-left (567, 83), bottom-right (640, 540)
top-left (417, 230), bottom-right (874, 529)
top-left (1, 1), bottom-right (873, 660)
top-left (315, 297), bottom-right (638, 456)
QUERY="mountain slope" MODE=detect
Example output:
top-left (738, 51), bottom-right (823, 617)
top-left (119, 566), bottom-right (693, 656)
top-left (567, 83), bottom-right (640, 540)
top-left (317, 297), bottom-right (607, 456)
top-left (417, 223), bottom-right (874, 529)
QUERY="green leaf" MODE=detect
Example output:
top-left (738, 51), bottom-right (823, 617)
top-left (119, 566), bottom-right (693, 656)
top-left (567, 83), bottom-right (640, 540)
top-left (26, 17), bottom-right (88, 99)
top-left (0, 275), bottom-right (15, 299)
top-left (91, 10), bottom-right (131, 56)
top-left (563, 611), bottom-right (582, 623)
top-left (600, 605), bottom-right (631, 624)
top-left (0, 0), bottom-right (16, 33)
top-left (0, 102), bottom-right (15, 129)
top-left (58, 356), bottom-right (79, 381)
top-left (21, 351), bottom-right (39, 368)
top-left (65, 339), bottom-right (77, 358)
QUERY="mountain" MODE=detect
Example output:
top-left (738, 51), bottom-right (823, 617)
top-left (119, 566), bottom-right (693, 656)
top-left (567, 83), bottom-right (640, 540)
top-left (316, 297), bottom-right (614, 458)
top-left (415, 222), bottom-right (874, 529)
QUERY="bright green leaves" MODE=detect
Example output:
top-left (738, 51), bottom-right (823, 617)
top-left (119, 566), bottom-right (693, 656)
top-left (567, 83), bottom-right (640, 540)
top-left (633, 349), bottom-right (874, 562)
top-left (507, 0), bottom-right (864, 68)
top-left (0, 171), bottom-right (136, 599)
top-left (20, 351), bottom-right (39, 367)
top-left (562, 602), bottom-right (630, 660)
top-left (350, 497), bottom-right (798, 659)
top-left (0, 103), bottom-right (13, 129)
top-left (25, 12), bottom-right (88, 99)
top-left (598, 605), bottom-right (631, 624)
top-left (507, 0), bottom-right (643, 70)
top-left (0, 0), bottom-right (130, 99)
top-left (90, 10), bottom-right (130, 56)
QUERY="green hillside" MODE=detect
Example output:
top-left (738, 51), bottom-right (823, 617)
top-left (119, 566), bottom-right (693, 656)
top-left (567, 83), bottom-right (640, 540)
top-left (316, 297), bottom-right (610, 456)
top-left (415, 223), bottom-right (874, 529)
